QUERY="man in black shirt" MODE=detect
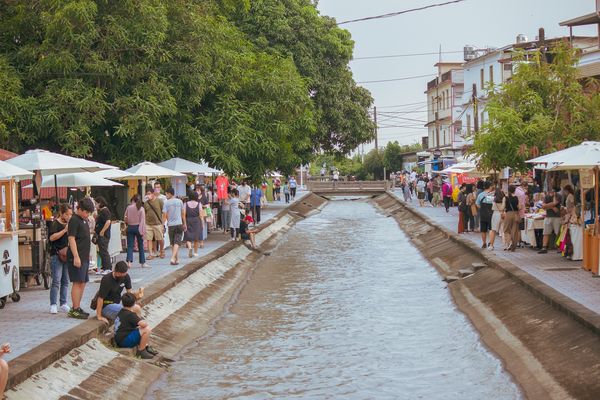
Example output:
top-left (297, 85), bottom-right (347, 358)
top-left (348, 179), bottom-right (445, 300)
top-left (67, 198), bottom-right (95, 319)
top-left (94, 196), bottom-right (112, 274)
top-left (538, 188), bottom-right (562, 254)
top-left (95, 261), bottom-right (140, 324)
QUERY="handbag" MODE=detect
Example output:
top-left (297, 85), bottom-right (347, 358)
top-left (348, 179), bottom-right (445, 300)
top-left (90, 290), bottom-right (99, 310)
top-left (91, 232), bottom-right (98, 245)
top-left (470, 204), bottom-right (478, 216)
top-left (58, 246), bottom-right (68, 263)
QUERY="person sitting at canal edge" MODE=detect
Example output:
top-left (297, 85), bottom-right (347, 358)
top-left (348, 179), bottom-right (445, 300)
top-left (114, 293), bottom-right (157, 359)
top-left (95, 261), bottom-right (142, 324)
top-left (240, 214), bottom-right (258, 249)
top-left (0, 342), bottom-right (10, 398)
top-left (475, 181), bottom-right (495, 249)
top-left (67, 197), bottom-right (95, 320)
top-left (538, 188), bottom-right (562, 254)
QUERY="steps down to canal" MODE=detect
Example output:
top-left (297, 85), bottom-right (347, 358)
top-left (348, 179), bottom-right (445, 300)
top-left (372, 191), bottom-right (600, 400)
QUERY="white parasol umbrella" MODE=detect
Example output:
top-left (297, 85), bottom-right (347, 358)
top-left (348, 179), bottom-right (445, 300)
top-left (547, 145), bottom-right (600, 171)
top-left (198, 162), bottom-right (221, 175)
top-left (158, 158), bottom-right (205, 175)
top-left (526, 141), bottom-right (600, 166)
top-left (0, 160), bottom-right (34, 181)
top-left (24, 172), bottom-right (123, 188)
top-left (6, 149), bottom-right (113, 176)
top-left (124, 161), bottom-right (185, 179)
top-left (93, 169), bottom-right (133, 180)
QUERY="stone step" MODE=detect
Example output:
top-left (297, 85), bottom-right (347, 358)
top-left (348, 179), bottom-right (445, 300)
top-left (444, 275), bottom-right (461, 283)
top-left (472, 262), bottom-right (487, 271)
top-left (458, 268), bottom-right (475, 278)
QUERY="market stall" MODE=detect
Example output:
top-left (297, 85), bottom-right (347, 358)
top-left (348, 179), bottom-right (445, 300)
top-left (528, 142), bottom-right (600, 270)
top-left (6, 150), bottom-right (113, 287)
top-left (0, 161), bottom-right (34, 308)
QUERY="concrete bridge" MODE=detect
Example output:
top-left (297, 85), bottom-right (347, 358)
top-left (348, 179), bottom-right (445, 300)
top-left (307, 180), bottom-right (391, 196)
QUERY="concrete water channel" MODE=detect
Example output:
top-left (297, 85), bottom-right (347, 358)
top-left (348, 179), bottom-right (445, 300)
top-left (147, 198), bottom-right (521, 399)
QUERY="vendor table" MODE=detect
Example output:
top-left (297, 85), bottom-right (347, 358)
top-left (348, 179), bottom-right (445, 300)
top-left (570, 224), bottom-right (583, 261)
top-left (0, 231), bottom-right (21, 307)
top-left (523, 216), bottom-right (544, 246)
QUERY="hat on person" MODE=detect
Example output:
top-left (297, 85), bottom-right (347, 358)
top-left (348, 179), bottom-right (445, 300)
top-left (244, 215), bottom-right (254, 223)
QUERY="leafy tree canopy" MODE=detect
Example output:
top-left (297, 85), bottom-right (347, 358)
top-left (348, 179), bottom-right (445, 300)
top-left (0, 0), bottom-right (372, 181)
top-left (468, 42), bottom-right (600, 172)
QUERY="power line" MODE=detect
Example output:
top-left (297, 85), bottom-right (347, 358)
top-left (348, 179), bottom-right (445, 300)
top-left (358, 73), bottom-right (436, 84)
top-left (353, 51), bottom-right (463, 61)
top-left (338, 0), bottom-right (467, 25)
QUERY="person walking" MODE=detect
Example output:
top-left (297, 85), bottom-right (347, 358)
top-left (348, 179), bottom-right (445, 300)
top-left (416, 176), bottom-right (426, 207)
top-left (282, 181), bottom-right (290, 203)
top-left (442, 178), bottom-right (453, 212)
top-left (503, 185), bottom-right (521, 252)
top-left (163, 188), bottom-right (185, 265)
top-left (183, 191), bottom-right (204, 258)
top-left (94, 197), bottom-right (112, 275)
top-left (144, 187), bottom-right (165, 260)
top-left (229, 189), bottom-right (241, 240)
top-left (67, 197), bottom-right (95, 319)
top-left (465, 185), bottom-right (476, 232)
top-left (457, 184), bottom-right (467, 234)
top-left (476, 182), bottom-right (495, 249)
top-left (221, 190), bottom-right (231, 234)
top-left (289, 176), bottom-right (297, 201)
top-left (125, 195), bottom-right (148, 269)
top-left (538, 188), bottom-right (562, 254)
top-left (489, 186), bottom-right (506, 251)
top-left (250, 184), bottom-right (263, 224)
top-left (49, 203), bottom-right (72, 314)
top-left (431, 176), bottom-right (441, 207)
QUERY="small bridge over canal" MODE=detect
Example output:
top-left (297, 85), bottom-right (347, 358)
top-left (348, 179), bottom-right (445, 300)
top-left (307, 181), bottom-right (391, 196)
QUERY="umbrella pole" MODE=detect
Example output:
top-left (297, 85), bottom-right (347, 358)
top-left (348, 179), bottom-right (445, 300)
top-left (595, 167), bottom-right (599, 235)
top-left (54, 174), bottom-right (59, 206)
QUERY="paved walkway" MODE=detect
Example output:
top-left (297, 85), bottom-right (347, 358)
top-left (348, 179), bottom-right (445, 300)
top-left (395, 190), bottom-right (600, 316)
top-left (0, 194), bottom-right (305, 362)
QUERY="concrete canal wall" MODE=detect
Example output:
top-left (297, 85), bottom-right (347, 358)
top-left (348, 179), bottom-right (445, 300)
top-left (373, 192), bottom-right (600, 400)
top-left (5, 194), bottom-right (328, 399)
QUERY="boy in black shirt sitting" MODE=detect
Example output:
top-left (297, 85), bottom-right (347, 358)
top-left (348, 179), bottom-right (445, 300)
top-left (240, 215), bottom-right (258, 249)
top-left (114, 293), bottom-right (157, 359)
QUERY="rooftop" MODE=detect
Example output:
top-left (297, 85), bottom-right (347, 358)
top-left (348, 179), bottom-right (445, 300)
top-left (560, 12), bottom-right (600, 27)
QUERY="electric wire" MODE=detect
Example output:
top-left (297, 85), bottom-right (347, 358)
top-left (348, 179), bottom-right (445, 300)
top-left (337, 0), bottom-right (467, 25)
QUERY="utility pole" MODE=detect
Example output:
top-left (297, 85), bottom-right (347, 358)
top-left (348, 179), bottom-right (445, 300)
top-left (374, 106), bottom-right (379, 151)
top-left (472, 83), bottom-right (479, 134)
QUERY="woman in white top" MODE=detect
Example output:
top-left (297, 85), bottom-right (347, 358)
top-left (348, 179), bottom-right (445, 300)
top-left (489, 186), bottom-right (506, 251)
top-left (229, 189), bottom-right (241, 240)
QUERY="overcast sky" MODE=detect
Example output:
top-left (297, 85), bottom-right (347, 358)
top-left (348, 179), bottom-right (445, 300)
top-left (317, 0), bottom-right (597, 148)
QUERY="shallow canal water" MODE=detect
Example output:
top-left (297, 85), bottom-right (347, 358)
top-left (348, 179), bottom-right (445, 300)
top-left (148, 200), bottom-right (522, 399)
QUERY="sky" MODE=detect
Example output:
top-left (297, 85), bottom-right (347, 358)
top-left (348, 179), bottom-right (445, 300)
top-left (317, 0), bottom-right (598, 149)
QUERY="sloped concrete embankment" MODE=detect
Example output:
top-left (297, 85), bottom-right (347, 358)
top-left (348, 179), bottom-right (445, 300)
top-left (5, 194), bottom-right (328, 400)
top-left (372, 192), bottom-right (600, 400)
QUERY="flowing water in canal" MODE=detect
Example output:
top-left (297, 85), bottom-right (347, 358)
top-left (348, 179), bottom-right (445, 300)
top-left (148, 199), bottom-right (522, 399)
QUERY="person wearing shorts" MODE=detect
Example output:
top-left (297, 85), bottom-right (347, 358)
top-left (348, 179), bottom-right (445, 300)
top-left (538, 189), bottom-right (562, 254)
top-left (95, 261), bottom-right (139, 324)
top-left (163, 188), bottom-right (185, 265)
top-left (144, 187), bottom-right (164, 259)
top-left (114, 293), bottom-right (157, 359)
top-left (476, 182), bottom-right (495, 249)
top-left (67, 198), bottom-right (95, 319)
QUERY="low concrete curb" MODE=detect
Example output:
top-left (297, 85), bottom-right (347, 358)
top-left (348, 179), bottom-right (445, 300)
top-left (6, 193), bottom-right (327, 391)
top-left (384, 191), bottom-right (600, 336)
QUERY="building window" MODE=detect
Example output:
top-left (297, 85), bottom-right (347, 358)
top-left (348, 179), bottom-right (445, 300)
top-left (467, 114), bottom-right (471, 134)
top-left (489, 65), bottom-right (494, 86)
top-left (480, 68), bottom-right (484, 90)
top-left (446, 90), bottom-right (450, 109)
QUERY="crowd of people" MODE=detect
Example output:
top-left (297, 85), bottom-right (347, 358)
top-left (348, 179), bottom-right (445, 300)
top-left (0, 174), bottom-right (298, 382)
top-left (398, 171), bottom-right (581, 257)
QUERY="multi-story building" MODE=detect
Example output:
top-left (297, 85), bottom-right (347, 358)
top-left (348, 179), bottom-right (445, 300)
top-left (460, 33), bottom-right (597, 137)
top-left (424, 62), bottom-right (464, 165)
top-left (560, 6), bottom-right (600, 79)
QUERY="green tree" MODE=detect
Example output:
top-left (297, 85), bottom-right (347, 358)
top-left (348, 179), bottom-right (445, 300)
top-left (363, 148), bottom-right (384, 180)
top-left (223, 0), bottom-right (375, 154)
top-left (468, 42), bottom-right (600, 172)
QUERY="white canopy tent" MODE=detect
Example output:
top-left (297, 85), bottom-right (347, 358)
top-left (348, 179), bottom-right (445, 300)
top-left (0, 161), bottom-right (33, 181)
top-left (158, 157), bottom-right (221, 176)
top-left (527, 141), bottom-right (600, 167)
top-left (6, 149), bottom-right (113, 176)
top-left (93, 169), bottom-right (133, 180)
top-left (124, 161), bottom-right (185, 180)
top-left (24, 173), bottom-right (123, 188)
